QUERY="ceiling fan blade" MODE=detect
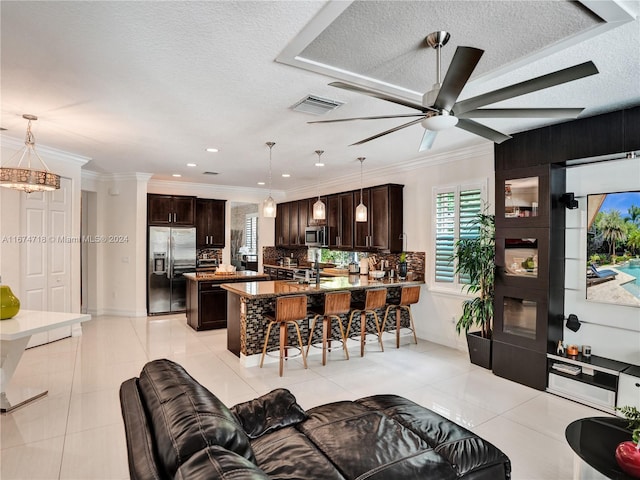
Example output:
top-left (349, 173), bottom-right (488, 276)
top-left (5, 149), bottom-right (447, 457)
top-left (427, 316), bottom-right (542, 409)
top-left (458, 107), bottom-right (584, 119)
top-left (350, 117), bottom-right (425, 146)
top-left (419, 129), bottom-right (438, 151)
top-left (456, 118), bottom-right (512, 144)
top-left (329, 81), bottom-right (428, 112)
top-left (454, 61), bottom-right (598, 115)
top-left (308, 113), bottom-right (425, 124)
top-left (434, 46), bottom-right (484, 112)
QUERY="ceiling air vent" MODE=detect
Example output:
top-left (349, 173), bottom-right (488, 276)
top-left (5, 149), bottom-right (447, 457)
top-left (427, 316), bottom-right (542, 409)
top-left (291, 95), bottom-right (344, 116)
top-left (203, 171), bottom-right (219, 175)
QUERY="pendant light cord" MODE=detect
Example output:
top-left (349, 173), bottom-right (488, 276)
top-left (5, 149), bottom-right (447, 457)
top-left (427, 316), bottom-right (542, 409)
top-left (358, 157), bottom-right (365, 203)
top-left (266, 142), bottom-right (275, 195)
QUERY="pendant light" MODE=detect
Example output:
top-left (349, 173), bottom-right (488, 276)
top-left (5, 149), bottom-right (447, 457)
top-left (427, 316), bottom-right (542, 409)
top-left (262, 142), bottom-right (276, 218)
top-left (0, 114), bottom-right (61, 193)
top-left (355, 157), bottom-right (367, 222)
top-left (312, 150), bottom-right (326, 220)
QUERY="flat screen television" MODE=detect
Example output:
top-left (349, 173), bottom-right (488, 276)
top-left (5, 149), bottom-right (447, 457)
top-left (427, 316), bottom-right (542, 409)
top-left (586, 190), bottom-right (640, 308)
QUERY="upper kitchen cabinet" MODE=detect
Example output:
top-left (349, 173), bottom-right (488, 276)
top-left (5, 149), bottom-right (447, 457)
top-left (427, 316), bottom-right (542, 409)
top-left (275, 200), bottom-right (309, 247)
top-left (354, 184), bottom-right (404, 252)
top-left (327, 192), bottom-right (354, 250)
top-left (275, 202), bottom-right (290, 247)
top-left (196, 198), bottom-right (226, 248)
top-left (148, 194), bottom-right (196, 226)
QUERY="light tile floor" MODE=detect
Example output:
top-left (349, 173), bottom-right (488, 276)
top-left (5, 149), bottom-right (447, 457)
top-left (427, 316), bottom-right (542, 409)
top-left (0, 314), bottom-right (608, 479)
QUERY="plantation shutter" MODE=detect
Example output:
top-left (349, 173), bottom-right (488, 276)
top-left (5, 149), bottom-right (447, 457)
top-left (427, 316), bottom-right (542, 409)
top-left (435, 191), bottom-right (455, 282)
top-left (458, 189), bottom-right (483, 284)
top-left (245, 215), bottom-right (257, 253)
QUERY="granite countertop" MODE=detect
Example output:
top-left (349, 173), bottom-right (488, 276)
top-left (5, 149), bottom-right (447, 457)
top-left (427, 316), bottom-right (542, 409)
top-left (220, 276), bottom-right (424, 299)
top-left (183, 271), bottom-right (269, 282)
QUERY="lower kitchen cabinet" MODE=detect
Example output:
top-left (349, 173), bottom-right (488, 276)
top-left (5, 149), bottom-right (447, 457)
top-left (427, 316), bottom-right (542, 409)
top-left (187, 281), bottom-right (227, 331)
top-left (186, 277), bottom-right (267, 331)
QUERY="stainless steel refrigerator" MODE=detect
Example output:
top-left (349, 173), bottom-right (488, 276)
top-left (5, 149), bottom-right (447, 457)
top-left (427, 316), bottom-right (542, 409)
top-left (148, 227), bottom-right (196, 315)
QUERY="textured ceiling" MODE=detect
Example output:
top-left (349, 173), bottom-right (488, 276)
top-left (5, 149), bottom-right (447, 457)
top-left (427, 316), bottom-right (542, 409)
top-left (1, 0), bottom-right (638, 194)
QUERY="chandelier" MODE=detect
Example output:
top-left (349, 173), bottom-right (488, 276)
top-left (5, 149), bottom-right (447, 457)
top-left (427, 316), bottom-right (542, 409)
top-left (0, 114), bottom-right (61, 193)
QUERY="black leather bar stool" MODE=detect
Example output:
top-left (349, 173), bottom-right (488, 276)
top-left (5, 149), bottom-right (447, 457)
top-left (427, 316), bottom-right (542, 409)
top-left (306, 291), bottom-right (351, 365)
top-left (383, 285), bottom-right (420, 348)
top-left (260, 295), bottom-right (308, 376)
top-left (346, 288), bottom-right (387, 357)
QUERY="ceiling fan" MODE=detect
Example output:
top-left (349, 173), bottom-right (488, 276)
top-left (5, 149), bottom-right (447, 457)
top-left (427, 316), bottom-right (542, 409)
top-left (309, 31), bottom-right (598, 151)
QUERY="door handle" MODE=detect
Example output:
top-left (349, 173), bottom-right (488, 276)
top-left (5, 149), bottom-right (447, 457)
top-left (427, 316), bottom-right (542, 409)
top-left (173, 212), bottom-right (177, 223)
top-left (168, 213), bottom-right (172, 223)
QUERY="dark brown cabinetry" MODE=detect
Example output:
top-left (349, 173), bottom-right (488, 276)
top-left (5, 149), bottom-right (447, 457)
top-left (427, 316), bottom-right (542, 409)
top-left (186, 277), bottom-right (267, 331)
top-left (275, 200), bottom-right (310, 247)
top-left (148, 194), bottom-right (196, 226)
top-left (493, 164), bottom-right (565, 390)
top-left (327, 192), bottom-right (354, 250)
top-left (354, 184), bottom-right (403, 252)
top-left (263, 266), bottom-right (294, 280)
top-left (187, 281), bottom-right (228, 331)
top-left (196, 198), bottom-right (226, 248)
top-left (273, 184), bottom-right (403, 252)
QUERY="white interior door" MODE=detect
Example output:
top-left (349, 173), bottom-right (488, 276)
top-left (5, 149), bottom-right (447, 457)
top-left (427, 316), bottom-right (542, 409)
top-left (21, 177), bottom-right (73, 347)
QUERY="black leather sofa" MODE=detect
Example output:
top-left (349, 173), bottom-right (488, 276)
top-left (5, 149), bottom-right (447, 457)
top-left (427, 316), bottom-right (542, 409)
top-left (120, 359), bottom-right (511, 479)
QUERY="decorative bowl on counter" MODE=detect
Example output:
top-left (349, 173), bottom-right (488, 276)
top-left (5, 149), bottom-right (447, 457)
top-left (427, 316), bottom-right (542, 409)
top-left (369, 270), bottom-right (385, 279)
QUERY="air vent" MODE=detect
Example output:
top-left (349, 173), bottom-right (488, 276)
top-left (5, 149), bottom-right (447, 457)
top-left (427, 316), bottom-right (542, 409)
top-left (203, 171), bottom-right (219, 175)
top-left (291, 95), bottom-right (344, 116)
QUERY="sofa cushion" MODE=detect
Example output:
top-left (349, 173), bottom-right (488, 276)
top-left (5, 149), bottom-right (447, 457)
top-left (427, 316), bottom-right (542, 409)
top-left (357, 395), bottom-right (511, 479)
top-left (250, 425), bottom-right (346, 479)
top-left (297, 400), bottom-right (458, 479)
top-left (231, 388), bottom-right (307, 439)
top-left (175, 446), bottom-right (270, 480)
top-left (138, 359), bottom-right (255, 477)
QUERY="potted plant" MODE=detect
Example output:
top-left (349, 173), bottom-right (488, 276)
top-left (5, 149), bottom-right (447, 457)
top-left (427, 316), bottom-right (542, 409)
top-left (453, 212), bottom-right (495, 369)
top-left (616, 406), bottom-right (640, 477)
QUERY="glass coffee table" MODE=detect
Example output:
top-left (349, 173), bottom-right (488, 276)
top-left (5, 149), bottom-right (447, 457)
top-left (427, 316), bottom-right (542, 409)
top-left (566, 417), bottom-right (636, 480)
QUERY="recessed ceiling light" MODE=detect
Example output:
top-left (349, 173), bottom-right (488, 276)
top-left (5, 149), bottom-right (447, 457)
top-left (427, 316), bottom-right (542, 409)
top-left (205, 148), bottom-right (218, 153)
top-left (186, 163), bottom-right (197, 167)
top-left (257, 181), bottom-right (265, 185)
top-left (315, 162), bottom-right (325, 167)
top-left (172, 174), bottom-right (182, 177)
top-left (281, 173), bottom-right (290, 178)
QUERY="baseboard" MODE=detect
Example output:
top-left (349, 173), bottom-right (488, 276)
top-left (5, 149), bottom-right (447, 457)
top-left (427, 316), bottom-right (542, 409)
top-left (89, 307), bottom-right (148, 317)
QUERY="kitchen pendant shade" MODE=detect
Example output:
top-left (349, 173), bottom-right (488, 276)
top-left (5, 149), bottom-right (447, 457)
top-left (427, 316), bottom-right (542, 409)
top-left (263, 141), bottom-right (276, 218)
top-left (355, 202), bottom-right (367, 222)
top-left (0, 114), bottom-right (61, 193)
top-left (356, 157), bottom-right (367, 222)
top-left (312, 149), bottom-right (325, 220)
top-left (313, 198), bottom-right (326, 220)
top-left (263, 195), bottom-right (276, 218)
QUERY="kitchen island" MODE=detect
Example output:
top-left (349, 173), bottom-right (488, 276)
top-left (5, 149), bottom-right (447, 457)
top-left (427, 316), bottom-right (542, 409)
top-left (221, 276), bottom-right (424, 362)
top-left (184, 271), bottom-right (269, 331)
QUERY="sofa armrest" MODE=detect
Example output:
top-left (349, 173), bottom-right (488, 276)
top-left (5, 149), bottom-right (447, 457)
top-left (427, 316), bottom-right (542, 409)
top-left (119, 378), bottom-right (165, 480)
top-left (231, 388), bottom-right (307, 439)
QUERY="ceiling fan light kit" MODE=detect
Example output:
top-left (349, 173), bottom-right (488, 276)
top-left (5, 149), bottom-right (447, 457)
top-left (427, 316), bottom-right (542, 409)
top-left (310, 31), bottom-right (597, 152)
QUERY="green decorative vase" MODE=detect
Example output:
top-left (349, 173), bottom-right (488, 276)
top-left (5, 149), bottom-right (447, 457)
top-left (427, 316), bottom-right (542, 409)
top-left (0, 285), bottom-right (20, 320)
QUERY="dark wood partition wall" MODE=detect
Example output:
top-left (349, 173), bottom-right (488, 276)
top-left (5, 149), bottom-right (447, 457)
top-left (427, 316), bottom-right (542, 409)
top-left (493, 106), bottom-right (640, 390)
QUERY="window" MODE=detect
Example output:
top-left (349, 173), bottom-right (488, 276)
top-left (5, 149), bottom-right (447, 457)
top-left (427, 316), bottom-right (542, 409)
top-left (244, 214), bottom-right (258, 253)
top-left (433, 183), bottom-right (485, 287)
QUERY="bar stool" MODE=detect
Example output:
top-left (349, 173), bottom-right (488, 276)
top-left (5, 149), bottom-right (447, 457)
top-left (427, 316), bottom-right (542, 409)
top-left (306, 291), bottom-right (351, 365)
top-left (346, 288), bottom-right (387, 357)
top-left (383, 285), bottom-right (420, 348)
top-left (260, 295), bottom-right (308, 377)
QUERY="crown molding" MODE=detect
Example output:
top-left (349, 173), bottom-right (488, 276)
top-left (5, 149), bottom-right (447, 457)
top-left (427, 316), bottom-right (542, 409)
top-left (0, 135), bottom-right (91, 166)
top-left (285, 141), bottom-right (494, 198)
top-left (147, 178), bottom-right (285, 197)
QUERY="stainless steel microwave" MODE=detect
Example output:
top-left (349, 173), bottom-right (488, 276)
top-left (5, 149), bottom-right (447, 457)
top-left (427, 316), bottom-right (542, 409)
top-left (304, 226), bottom-right (327, 247)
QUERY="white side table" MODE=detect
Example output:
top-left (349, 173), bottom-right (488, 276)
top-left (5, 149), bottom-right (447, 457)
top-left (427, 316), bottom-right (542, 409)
top-left (0, 310), bottom-right (90, 412)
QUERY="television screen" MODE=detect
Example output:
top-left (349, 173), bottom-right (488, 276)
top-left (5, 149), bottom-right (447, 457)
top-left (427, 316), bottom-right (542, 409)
top-left (586, 191), bottom-right (640, 308)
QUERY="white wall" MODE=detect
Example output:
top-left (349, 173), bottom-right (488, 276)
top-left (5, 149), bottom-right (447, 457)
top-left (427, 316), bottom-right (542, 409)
top-left (564, 157), bottom-right (640, 364)
top-left (0, 138), bottom-right (89, 313)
